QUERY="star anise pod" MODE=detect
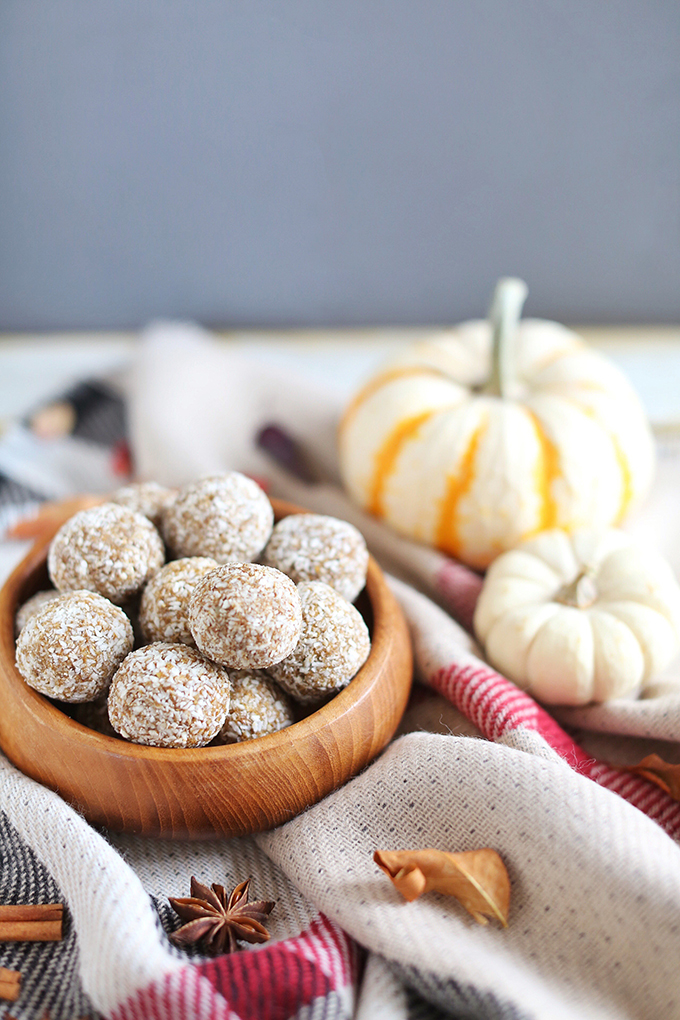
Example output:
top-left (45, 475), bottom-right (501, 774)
top-left (168, 876), bottom-right (275, 956)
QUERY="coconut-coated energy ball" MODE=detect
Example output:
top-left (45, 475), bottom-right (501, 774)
top-left (161, 472), bottom-right (274, 563)
top-left (112, 481), bottom-right (177, 528)
top-left (108, 642), bottom-right (232, 748)
top-left (189, 562), bottom-right (302, 669)
top-left (48, 502), bottom-right (165, 604)
top-left (14, 589), bottom-right (60, 637)
top-left (15, 590), bottom-right (134, 703)
top-left (268, 581), bottom-right (371, 703)
top-left (263, 513), bottom-right (369, 603)
top-left (139, 557), bottom-right (219, 646)
top-left (218, 669), bottom-right (295, 743)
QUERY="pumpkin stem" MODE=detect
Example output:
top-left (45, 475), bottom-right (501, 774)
top-left (485, 278), bottom-right (529, 398)
top-left (555, 568), bottom-right (598, 609)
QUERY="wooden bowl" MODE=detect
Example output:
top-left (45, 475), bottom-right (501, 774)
top-left (0, 498), bottom-right (412, 839)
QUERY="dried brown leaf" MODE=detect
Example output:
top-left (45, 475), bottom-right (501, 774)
top-left (374, 847), bottom-right (510, 927)
top-left (622, 754), bottom-right (680, 799)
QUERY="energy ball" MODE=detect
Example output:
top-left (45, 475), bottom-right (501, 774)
top-left (161, 472), bottom-right (274, 563)
top-left (15, 590), bottom-right (134, 703)
top-left (112, 481), bottom-right (177, 528)
top-left (217, 670), bottom-right (295, 743)
top-left (139, 557), bottom-right (219, 646)
top-left (264, 513), bottom-right (369, 603)
top-left (48, 502), bottom-right (165, 604)
top-left (189, 562), bottom-right (302, 669)
top-left (108, 642), bottom-right (231, 748)
top-left (14, 589), bottom-right (59, 637)
top-left (269, 581), bottom-right (371, 703)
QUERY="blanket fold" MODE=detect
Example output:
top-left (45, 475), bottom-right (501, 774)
top-left (2, 321), bottom-right (680, 1020)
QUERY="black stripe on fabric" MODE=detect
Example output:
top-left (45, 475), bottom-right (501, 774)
top-left (0, 475), bottom-right (47, 510)
top-left (150, 894), bottom-right (198, 960)
top-left (406, 983), bottom-right (465, 1019)
top-left (67, 382), bottom-right (127, 447)
top-left (0, 811), bottom-right (99, 1019)
top-left (25, 381), bottom-right (127, 448)
top-left (0, 478), bottom-right (46, 543)
top-left (395, 961), bottom-right (532, 1020)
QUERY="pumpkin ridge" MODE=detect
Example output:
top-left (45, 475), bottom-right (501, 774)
top-left (435, 416), bottom-right (488, 558)
top-left (611, 436), bottom-right (634, 525)
top-left (526, 412), bottom-right (561, 533)
top-left (339, 365), bottom-right (460, 434)
top-left (528, 342), bottom-right (584, 376)
top-left (547, 396), bottom-right (634, 526)
top-left (552, 379), bottom-right (609, 393)
top-left (367, 409), bottom-right (437, 518)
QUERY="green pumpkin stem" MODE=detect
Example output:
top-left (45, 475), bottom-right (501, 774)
top-left (555, 568), bottom-right (598, 609)
top-left (485, 278), bottom-right (529, 398)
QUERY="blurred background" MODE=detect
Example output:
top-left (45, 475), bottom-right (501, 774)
top-left (1, 0), bottom-right (679, 331)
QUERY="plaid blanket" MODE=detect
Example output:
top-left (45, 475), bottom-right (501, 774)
top-left (2, 323), bottom-right (680, 1020)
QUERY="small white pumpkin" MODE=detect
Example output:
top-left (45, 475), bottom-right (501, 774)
top-left (339, 279), bottom-right (655, 569)
top-left (473, 528), bottom-right (680, 705)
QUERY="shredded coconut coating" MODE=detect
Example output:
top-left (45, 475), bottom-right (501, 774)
top-left (139, 557), bottom-right (219, 646)
top-left (47, 502), bottom-right (165, 604)
top-left (189, 562), bottom-right (302, 669)
top-left (15, 590), bottom-right (134, 703)
top-left (108, 642), bottom-right (232, 748)
top-left (264, 513), bottom-right (369, 603)
top-left (161, 473), bottom-right (274, 563)
top-left (14, 589), bottom-right (59, 637)
top-left (217, 669), bottom-right (295, 743)
top-left (112, 481), bottom-right (177, 528)
top-left (269, 581), bottom-right (371, 703)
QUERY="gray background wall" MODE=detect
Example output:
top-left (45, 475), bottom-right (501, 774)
top-left (0, 1), bottom-right (678, 331)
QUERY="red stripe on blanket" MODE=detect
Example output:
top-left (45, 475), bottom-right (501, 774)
top-left (430, 658), bottom-right (680, 841)
top-left (431, 658), bottom-right (580, 749)
top-left (196, 914), bottom-right (360, 1020)
top-left (111, 967), bottom-right (235, 1020)
top-left (112, 916), bottom-right (360, 1020)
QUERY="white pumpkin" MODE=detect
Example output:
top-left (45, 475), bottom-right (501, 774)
top-left (473, 528), bottom-right (680, 705)
top-left (339, 279), bottom-right (655, 569)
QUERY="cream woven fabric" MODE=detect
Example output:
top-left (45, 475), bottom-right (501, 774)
top-left (2, 321), bottom-right (680, 1019)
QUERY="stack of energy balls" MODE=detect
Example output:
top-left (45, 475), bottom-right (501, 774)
top-left (14, 474), bottom-right (371, 748)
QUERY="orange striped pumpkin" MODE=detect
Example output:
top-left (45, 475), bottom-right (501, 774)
top-left (338, 279), bottom-right (655, 570)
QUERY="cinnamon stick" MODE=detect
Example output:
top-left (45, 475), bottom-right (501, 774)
top-left (0, 967), bottom-right (21, 1001)
top-left (0, 903), bottom-right (63, 942)
top-left (0, 905), bottom-right (62, 922)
